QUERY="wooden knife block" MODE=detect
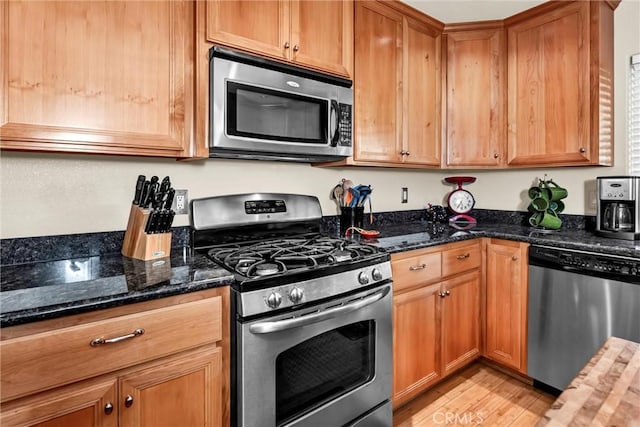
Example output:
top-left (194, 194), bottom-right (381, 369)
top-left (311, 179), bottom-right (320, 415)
top-left (122, 205), bottom-right (172, 260)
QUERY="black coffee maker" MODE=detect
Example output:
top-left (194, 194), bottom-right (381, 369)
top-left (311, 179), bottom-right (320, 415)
top-left (596, 176), bottom-right (640, 240)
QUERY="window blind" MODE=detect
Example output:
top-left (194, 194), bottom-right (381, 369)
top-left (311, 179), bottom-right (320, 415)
top-left (630, 53), bottom-right (640, 175)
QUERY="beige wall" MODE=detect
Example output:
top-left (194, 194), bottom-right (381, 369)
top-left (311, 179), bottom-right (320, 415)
top-left (1, 1), bottom-right (638, 239)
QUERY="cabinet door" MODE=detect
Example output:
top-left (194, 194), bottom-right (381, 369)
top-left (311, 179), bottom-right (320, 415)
top-left (1, 1), bottom-right (192, 157)
top-left (485, 240), bottom-right (528, 372)
top-left (290, 0), bottom-right (353, 78)
top-left (441, 271), bottom-right (481, 376)
top-left (403, 17), bottom-right (441, 166)
top-left (507, 2), bottom-right (590, 166)
top-left (206, 0), bottom-right (289, 61)
top-left (445, 27), bottom-right (505, 167)
top-left (393, 283), bottom-right (440, 407)
top-left (353, 1), bottom-right (403, 163)
top-left (1, 378), bottom-right (117, 427)
top-left (119, 347), bottom-right (222, 427)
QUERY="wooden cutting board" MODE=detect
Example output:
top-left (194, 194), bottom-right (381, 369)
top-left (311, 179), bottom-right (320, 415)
top-left (538, 336), bottom-right (640, 426)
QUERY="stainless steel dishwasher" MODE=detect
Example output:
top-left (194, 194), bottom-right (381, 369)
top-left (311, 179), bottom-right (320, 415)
top-left (528, 245), bottom-right (640, 391)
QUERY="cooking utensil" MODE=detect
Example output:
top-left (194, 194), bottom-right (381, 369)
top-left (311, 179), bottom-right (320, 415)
top-left (348, 187), bottom-right (360, 207)
top-left (330, 185), bottom-right (344, 208)
top-left (345, 227), bottom-right (380, 239)
top-left (133, 175), bottom-right (146, 205)
top-left (139, 180), bottom-right (151, 208)
top-left (157, 188), bottom-right (175, 233)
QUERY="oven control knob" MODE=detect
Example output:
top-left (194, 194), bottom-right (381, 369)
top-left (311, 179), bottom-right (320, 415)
top-left (266, 292), bottom-right (282, 309)
top-left (288, 287), bottom-right (304, 304)
top-left (358, 272), bottom-right (370, 285)
top-left (371, 268), bottom-right (383, 281)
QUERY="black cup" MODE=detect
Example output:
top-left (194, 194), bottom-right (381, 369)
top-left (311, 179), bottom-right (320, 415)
top-left (340, 206), bottom-right (364, 236)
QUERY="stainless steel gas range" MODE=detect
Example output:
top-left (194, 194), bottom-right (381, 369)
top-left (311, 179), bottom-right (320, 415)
top-left (191, 193), bottom-right (392, 427)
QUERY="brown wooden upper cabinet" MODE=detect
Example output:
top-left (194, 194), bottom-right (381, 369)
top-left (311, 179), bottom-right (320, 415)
top-left (206, 0), bottom-right (354, 79)
top-left (443, 24), bottom-right (506, 168)
top-left (324, 0), bottom-right (618, 170)
top-left (505, 1), bottom-right (617, 167)
top-left (0, 1), bottom-right (193, 157)
top-left (346, 1), bottom-right (442, 167)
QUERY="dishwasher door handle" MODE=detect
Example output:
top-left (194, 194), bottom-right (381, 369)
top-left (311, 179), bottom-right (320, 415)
top-left (249, 286), bottom-right (389, 334)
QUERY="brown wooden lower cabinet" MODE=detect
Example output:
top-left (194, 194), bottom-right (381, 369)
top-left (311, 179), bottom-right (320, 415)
top-left (393, 282), bottom-right (441, 404)
top-left (391, 241), bottom-right (482, 408)
top-left (0, 288), bottom-right (229, 427)
top-left (1, 377), bottom-right (118, 427)
top-left (484, 239), bottom-right (529, 373)
top-left (441, 272), bottom-right (481, 376)
top-left (392, 238), bottom-right (530, 408)
top-left (1, 346), bottom-right (221, 427)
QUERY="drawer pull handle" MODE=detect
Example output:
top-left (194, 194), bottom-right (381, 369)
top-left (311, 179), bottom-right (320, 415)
top-left (409, 263), bottom-right (427, 271)
top-left (90, 328), bottom-right (145, 347)
top-left (456, 253), bottom-right (470, 260)
top-left (124, 395), bottom-right (134, 408)
top-left (104, 402), bottom-right (114, 415)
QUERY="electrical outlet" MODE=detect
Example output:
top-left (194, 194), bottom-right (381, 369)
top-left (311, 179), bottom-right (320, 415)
top-left (401, 187), bottom-right (408, 203)
top-left (173, 189), bottom-right (189, 215)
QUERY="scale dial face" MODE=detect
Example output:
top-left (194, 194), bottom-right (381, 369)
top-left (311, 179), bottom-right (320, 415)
top-left (448, 189), bottom-right (475, 214)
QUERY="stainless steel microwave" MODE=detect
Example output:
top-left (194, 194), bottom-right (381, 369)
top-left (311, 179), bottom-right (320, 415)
top-left (209, 47), bottom-right (353, 162)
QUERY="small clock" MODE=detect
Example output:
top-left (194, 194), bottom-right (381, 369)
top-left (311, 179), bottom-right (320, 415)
top-left (445, 176), bottom-right (477, 223)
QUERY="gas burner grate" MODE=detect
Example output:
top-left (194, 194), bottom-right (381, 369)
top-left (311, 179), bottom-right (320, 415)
top-left (206, 236), bottom-right (380, 278)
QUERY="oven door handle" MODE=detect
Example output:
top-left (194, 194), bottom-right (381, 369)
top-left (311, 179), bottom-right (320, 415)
top-left (249, 286), bottom-right (390, 334)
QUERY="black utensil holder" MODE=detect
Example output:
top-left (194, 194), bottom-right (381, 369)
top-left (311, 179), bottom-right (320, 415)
top-left (340, 206), bottom-right (364, 236)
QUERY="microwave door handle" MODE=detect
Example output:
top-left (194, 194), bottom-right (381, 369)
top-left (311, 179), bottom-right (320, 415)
top-left (330, 100), bottom-right (341, 147)
top-left (249, 286), bottom-right (390, 334)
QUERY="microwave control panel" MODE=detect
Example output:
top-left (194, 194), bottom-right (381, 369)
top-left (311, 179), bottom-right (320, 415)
top-left (339, 103), bottom-right (352, 147)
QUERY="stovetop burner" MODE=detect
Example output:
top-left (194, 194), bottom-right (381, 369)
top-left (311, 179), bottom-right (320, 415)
top-left (206, 235), bottom-right (380, 279)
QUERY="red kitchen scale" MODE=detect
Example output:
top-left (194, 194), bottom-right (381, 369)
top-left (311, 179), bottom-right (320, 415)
top-left (444, 176), bottom-right (477, 224)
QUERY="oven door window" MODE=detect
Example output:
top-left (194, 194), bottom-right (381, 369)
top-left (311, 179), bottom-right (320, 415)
top-left (226, 81), bottom-right (328, 144)
top-left (275, 321), bottom-right (375, 426)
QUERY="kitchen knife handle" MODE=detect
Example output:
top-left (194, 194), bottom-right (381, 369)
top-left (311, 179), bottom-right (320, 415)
top-left (133, 175), bottom-right (146, 205)
top-left (144, 211), bottom-right (155, 233)
top-left (144, 182), bottom-right (158, 209)
top-left (139, 181), bottom-right (151, 208)
top-left (165, 211), bottom-right (175, 233)
top-left (164, 188), bottom-right (175, 211)
top-left (160, 176), bottom-right (171, 194)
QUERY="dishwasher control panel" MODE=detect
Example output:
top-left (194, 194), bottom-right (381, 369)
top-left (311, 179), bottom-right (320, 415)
top-left (529, 246), bottom-right (639, 283)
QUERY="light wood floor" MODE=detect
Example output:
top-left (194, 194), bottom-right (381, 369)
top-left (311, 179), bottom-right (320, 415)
top-left (393, 363), bottom-right (556, 427)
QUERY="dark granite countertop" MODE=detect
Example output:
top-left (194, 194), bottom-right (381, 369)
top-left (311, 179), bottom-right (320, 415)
top-left (0, 248), bottom-right (234, 327)
top-left (366, 221), bottom-right (640, 257)
top-left (2, 220), bottom-right (637, 328)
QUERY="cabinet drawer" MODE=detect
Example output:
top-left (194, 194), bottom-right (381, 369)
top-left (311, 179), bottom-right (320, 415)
top-left (1, 296), bottom-right (222, 402)
top-left (442, 242), bottom-right (481, 277)
top-left (392, 251), bottom-right (442, 293)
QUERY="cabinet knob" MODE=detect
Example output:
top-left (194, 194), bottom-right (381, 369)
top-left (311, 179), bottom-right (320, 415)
top-left (284, 42), bottom-right (290, 49)
top-left (104, 402), bottom-right (114, 415)
top-left (439, 291), bottom-right (446, 298)
top-left (124, 395), bottom-right (134, 408)
top-left (405, 151), bottom-right (410, 156)
top-left (512, 255), bottom-right (518, 261)
top-left (445, 290), bottom-right (450, 296)
top-left (493, 153), bottom-right (499, 159)
top-left (579, 147), bottom-right (586, 153)
top-left (293, 44), bottom-right (300, 52)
